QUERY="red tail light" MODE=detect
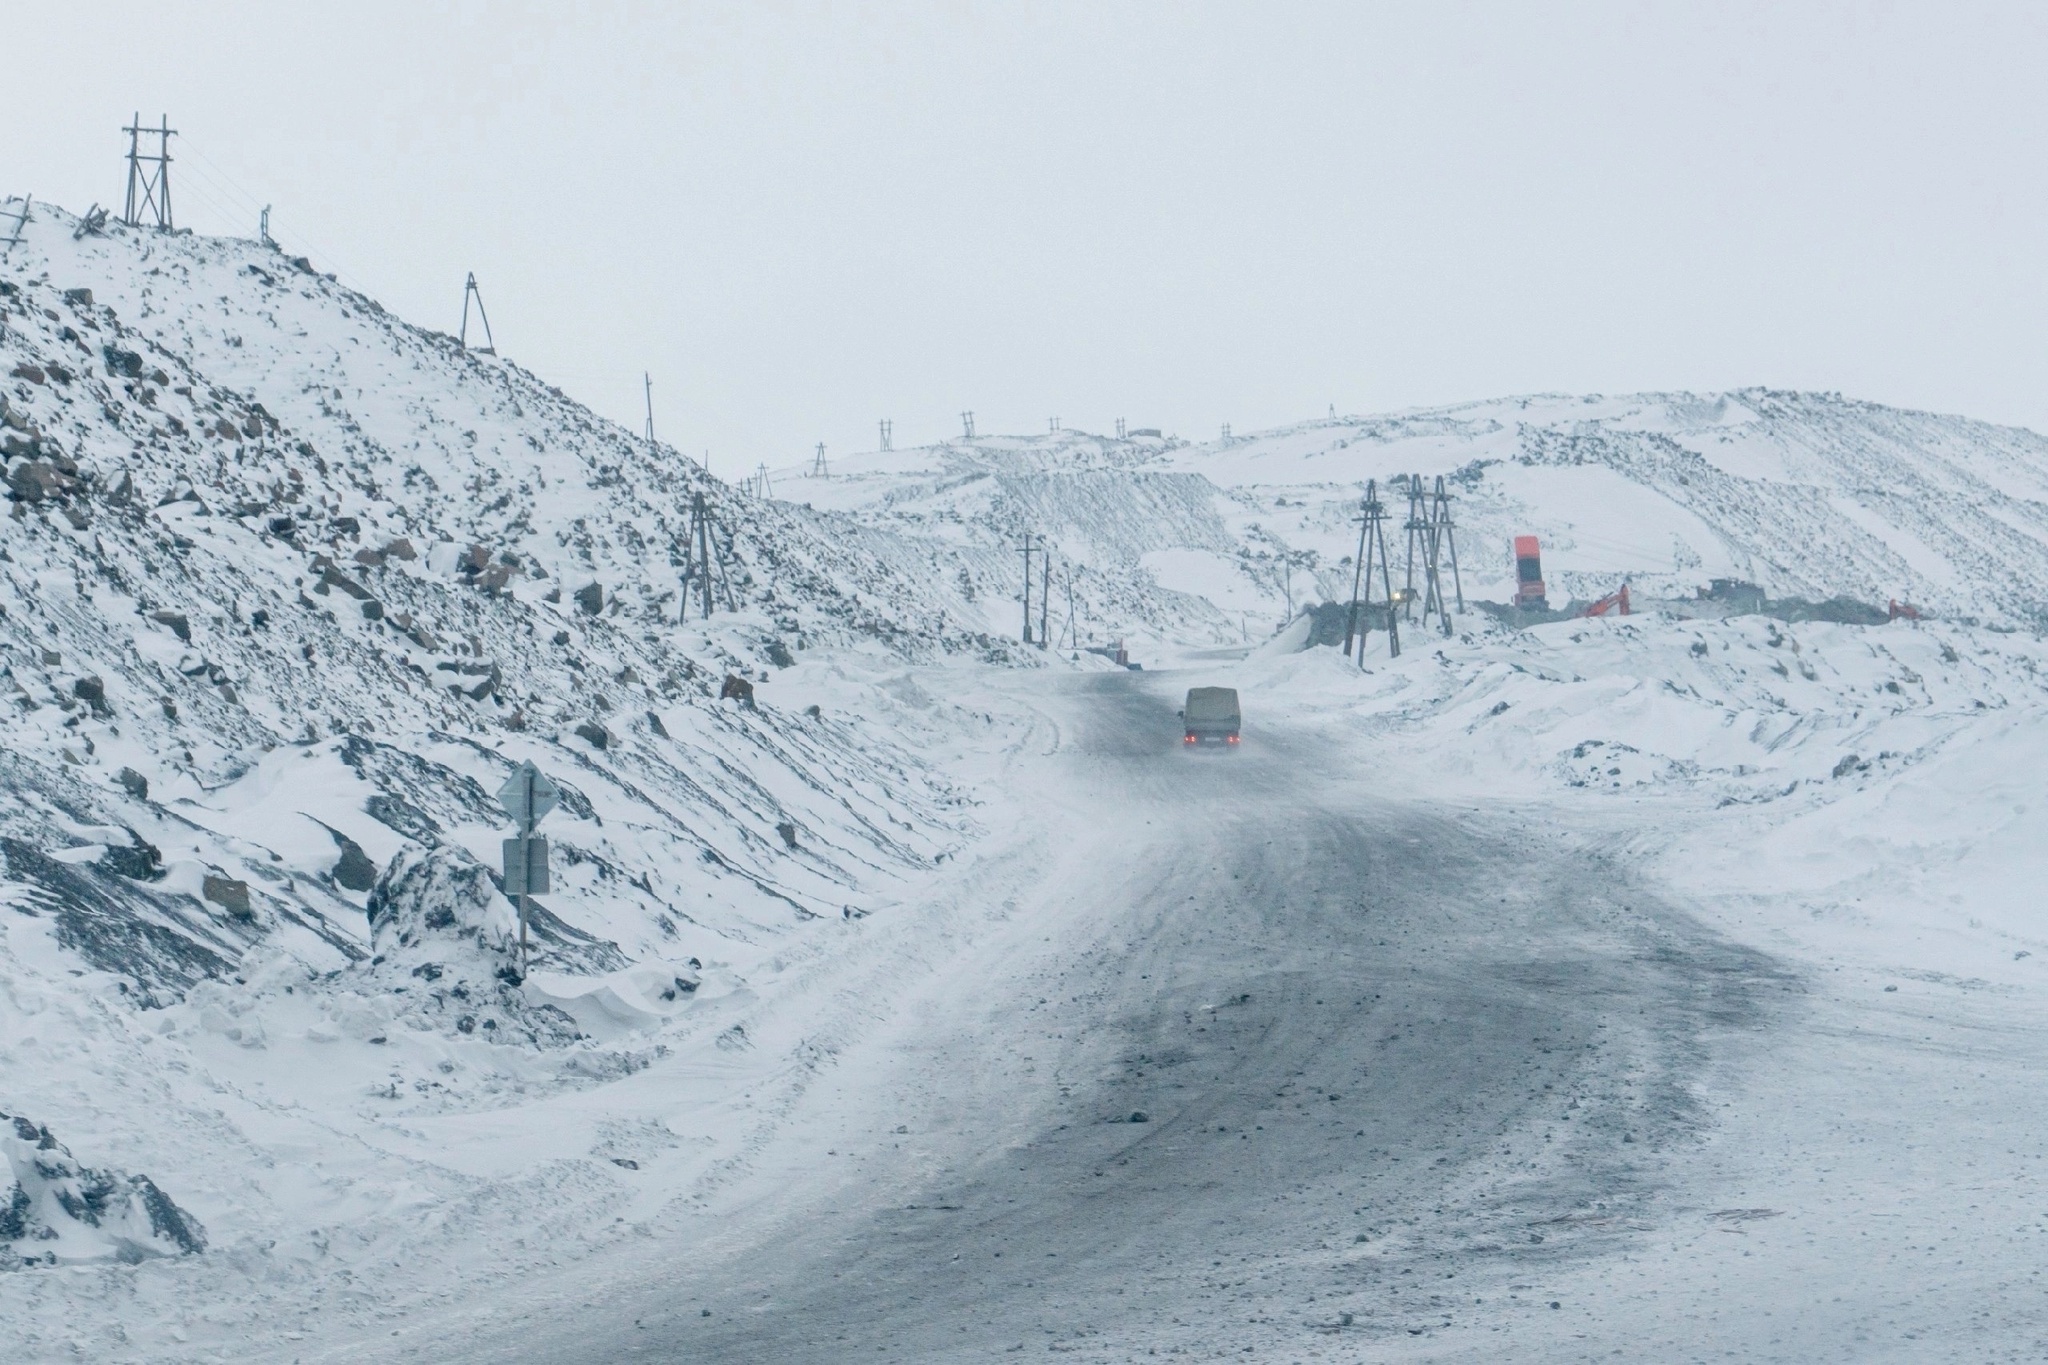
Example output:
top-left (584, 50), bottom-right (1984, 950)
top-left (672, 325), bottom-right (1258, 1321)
top-left (1226, 735), bottom-right (1240, 744)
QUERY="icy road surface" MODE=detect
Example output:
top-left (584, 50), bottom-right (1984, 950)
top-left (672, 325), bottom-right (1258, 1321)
top-left (443, 673), bottom-right (1788, 1361)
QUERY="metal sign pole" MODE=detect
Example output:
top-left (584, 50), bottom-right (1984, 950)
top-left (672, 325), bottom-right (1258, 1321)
top-left (518, 765), bottom-right (533, 977)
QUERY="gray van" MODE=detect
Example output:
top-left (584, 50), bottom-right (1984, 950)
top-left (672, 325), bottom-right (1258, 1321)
top-left (1181, 687), bottom-right (1241, 746)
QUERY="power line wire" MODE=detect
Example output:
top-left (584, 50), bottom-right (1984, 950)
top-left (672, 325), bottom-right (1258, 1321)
top-left (176, 136), bottom-right (374, 293)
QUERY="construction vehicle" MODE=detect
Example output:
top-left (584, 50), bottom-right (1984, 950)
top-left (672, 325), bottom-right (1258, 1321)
top-left (1583, 583), bottom-right (1631, 618)
top-left (1180, 687), bottom-right (1241, 746)
top-left (1513, 536), bottom-right (1546, 609)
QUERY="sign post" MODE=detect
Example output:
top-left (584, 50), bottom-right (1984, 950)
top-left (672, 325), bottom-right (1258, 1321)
top-left (496, 761), bottom-right (559, 978)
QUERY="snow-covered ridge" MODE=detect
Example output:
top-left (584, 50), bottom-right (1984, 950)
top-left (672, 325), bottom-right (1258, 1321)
top-left (1167, 391), bottom-right (2048, 627)
top-left (787, 391), bottom-right (2048, 657)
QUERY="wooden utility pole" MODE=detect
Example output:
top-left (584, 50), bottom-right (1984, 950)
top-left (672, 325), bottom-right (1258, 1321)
top-left (681, 492), bottom-right (736, 619)
top-left (1417, 475), bottom-right (1463, 636)
top-left (1062, 567), bottom-right (1078, 650)
top-left (1040, 546), bottom-right (1051, 650)
top-left (1020, 534), bottom-right (1037, 644)
top-left (643, 373), bottom-right (656, 445)
top-left (1432, 475), bottom-right (1464, 615)
top-left (122, 114), bottom-right (175, 230)
top-left (0, 196), bottom-right (29, 254)
top-left (1401, 475), bottom-right (1428, 621)
top-left (1345, 480), bottom-right (1400, 662)
top-left (459, 273), bottom-right (496, 354)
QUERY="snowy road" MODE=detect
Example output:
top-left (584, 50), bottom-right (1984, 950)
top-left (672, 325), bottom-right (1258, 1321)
top-left (440, 673), bottom-right (1788, 1362)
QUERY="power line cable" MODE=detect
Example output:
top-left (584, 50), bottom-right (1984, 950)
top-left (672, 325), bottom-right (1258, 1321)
top-left (176, 136), bottom-right (374, 293)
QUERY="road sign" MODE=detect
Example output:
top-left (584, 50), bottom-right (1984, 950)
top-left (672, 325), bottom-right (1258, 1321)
top-left (502, 836), bottom-right (550, 896)
top-left (497, 761), bottom-right (559, 830)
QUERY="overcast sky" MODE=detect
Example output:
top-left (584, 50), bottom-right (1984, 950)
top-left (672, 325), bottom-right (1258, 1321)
top-left (9, 2), bottom-right (2048, 465)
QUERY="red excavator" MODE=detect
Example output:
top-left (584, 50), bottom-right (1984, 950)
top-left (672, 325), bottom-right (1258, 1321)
top-left (1583, 583), bottom-right (1631, 618)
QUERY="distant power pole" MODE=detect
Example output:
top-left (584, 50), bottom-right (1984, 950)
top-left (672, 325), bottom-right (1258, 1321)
top-left (1040, 547), bottom-right (1051, 651)
top-left (962, 411), bottom-right (976, 439)
top-left (1020, 534), bottom-right (1039, 644)
top-left (1221, 422), bottom-right (1232, 441)
top-left (1116, 417), bottom-right (1126, 440)
top-left (879, 418), bottom-right (893, 452)
top-left (122, 114), bottom-right (176, 230)
top-left (643, 373), bottom-right (656, 445)
top-left (1049, 417), bottom-right (1060, 433)
top-left (259, 205), bottom-right (273, 247)
top-left (753, 462), bottom-right (772, 499)
top-left (811, 442), bottom-right (828, 477)
top-left (680, 492), bottom-right (738, 619)
top-left (459, 273), bottom-right (496, 354)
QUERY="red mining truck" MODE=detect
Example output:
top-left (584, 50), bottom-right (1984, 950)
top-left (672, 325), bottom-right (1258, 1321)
top-left (1513, 536), bottom-right (1547, 610)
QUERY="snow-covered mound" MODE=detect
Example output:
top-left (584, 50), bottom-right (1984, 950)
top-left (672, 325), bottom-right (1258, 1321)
top-left (1243, 609), bottom-right (2039, 809)
top-left (2, 1112), bottom-right (205, 1268)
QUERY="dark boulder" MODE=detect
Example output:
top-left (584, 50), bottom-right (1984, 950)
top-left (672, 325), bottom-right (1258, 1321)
top-left (98, 836), bottom-right (163, 882)
top-left (329, 830), bottom-right (379, 892)
top-left (201, 875), bottom-right (252, 921)
top-left (72, 676), bottom-right (109, 714)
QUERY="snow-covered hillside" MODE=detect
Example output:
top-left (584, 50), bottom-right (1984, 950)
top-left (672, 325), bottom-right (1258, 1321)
top-left (0, 201), bottom-right (1024, 984)
top-left (0, 204), bottom-right (1016, 1288)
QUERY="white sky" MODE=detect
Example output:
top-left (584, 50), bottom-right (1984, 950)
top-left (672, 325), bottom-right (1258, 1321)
top-left (8, 3), bottom-right (2047, 466)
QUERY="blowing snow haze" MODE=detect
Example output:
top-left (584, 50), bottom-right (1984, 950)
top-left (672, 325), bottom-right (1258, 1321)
top-left (11, 6), bottom-right (2048, 1357)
